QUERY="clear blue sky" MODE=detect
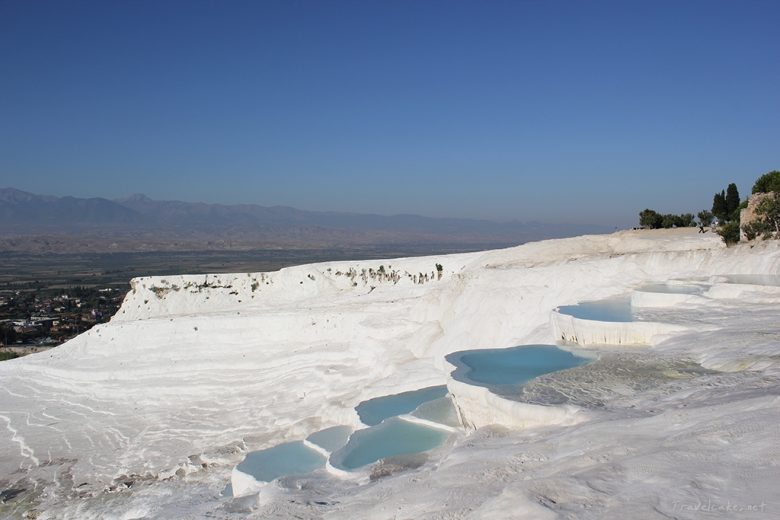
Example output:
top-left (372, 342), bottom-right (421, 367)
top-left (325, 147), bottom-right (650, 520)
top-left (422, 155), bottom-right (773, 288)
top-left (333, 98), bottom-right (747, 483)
top-left (0, 0), bottom-right (777, 226)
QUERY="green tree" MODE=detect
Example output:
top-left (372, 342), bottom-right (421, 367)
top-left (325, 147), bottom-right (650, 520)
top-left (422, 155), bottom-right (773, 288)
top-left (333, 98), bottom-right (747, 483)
top-left (639, 209), bottom-right (662, 229)
top-left (712, 190), bottom-right (728, 221)
top-left (725, 183), bottom-right (740, 215)
top-left (679, 213), bottom-right (695, 227)
top-left (752, 170), bottom-right (780, 194)
top-left (661, 214), bottom-right (678, 228)
top-left (697, 210), bottom-right (713, 227)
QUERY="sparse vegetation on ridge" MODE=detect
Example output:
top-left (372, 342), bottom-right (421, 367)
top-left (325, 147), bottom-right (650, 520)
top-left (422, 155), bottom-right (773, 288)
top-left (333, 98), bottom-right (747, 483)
top-left (638, 209), bottom-right (696, 229)
top-left (638, 170), bottom-right (779, 244)
top-left (752, 170), bottom-right (780, 194)
top-left (739, 171), bottom-right (780, 242)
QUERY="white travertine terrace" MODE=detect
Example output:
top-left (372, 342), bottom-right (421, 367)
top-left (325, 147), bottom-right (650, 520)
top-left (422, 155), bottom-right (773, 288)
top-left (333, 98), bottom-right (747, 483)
top-left (1, 228), bottom-right (779, 519)
top-left (548, 310), bottom-right (687, 346)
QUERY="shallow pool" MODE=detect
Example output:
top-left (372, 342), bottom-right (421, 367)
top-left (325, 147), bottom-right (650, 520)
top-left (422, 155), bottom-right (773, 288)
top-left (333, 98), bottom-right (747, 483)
top-left (330, 417), bottom-right (450, 471)
top-left (447, 345), bottom-right (591, 389)
top-left (556, 296), bottom-right (633, 322)
top-left (234, 441), bottom-right (325, 483)
top-left (356, 385), bottom-right (448, 426)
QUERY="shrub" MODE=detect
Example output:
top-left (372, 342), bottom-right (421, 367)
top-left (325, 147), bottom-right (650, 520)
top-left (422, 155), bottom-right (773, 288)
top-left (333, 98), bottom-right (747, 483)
top-left (0, 351), bottom-right (19, 362)
top-left (716, 221), bottom-right (741, 244)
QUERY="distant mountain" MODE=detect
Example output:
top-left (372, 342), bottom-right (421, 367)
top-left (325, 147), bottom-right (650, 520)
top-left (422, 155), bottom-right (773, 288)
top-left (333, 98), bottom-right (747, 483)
top-left (0, 188), bottom-right (611, 252)
top-left (0, 188), bottom-right (143, 228)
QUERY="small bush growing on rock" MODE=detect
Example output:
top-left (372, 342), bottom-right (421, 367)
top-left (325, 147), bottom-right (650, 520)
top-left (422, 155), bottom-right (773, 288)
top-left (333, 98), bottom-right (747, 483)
top-left (716, 220), bottom-right (741, 245)
top-left (744, 193), bottom-right (780, 240)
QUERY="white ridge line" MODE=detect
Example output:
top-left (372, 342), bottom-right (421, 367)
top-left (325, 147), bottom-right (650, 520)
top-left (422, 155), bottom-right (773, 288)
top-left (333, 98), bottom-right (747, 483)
top-left (397, 414), bottom-right (458, 432)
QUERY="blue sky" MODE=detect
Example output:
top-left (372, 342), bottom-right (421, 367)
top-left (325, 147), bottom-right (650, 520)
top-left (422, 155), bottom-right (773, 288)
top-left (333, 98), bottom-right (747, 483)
top-left (0, 0), bottom-right (777, 226)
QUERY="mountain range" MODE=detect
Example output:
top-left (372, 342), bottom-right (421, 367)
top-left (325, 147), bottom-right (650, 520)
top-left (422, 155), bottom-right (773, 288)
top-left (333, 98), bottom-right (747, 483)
top-left (0, 188), bottom-right (611, 253)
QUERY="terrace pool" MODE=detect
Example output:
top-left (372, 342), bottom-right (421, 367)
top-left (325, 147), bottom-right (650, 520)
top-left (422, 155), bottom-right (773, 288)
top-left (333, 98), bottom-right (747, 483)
top-left (356, 385), bottom-right (448, 426)
top-left (234, 441), bottom-right (325, 484)
top-left (330, 417), bottom-right (450, 471)
top-left (231, 388), bottom-right (457, 490)
top-left (556, 296), bottom-right (633, 322)
top-left (447, 345), bottom-right (591, 390)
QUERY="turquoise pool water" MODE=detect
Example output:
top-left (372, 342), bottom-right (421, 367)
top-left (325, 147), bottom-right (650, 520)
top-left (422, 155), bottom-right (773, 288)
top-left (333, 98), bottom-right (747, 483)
top-left (556, 296), bottom-right (633, 322)
top-left (231, 389), bottom-right (456, 487)
top-left (235, 441), bottom-right (325, 483)
top-left (305, 425), bottom-right (352, 453)
top-left (447, 345), bottom-right (590, 389)
top-left (330, 417), bottom-right (450, 471)
top-left (356, 385), bottom-right (448, 426)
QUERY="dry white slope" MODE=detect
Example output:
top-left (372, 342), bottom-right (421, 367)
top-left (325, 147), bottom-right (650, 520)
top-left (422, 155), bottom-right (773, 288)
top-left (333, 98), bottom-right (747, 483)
top-left (0, 228), bottom-right (778, 519)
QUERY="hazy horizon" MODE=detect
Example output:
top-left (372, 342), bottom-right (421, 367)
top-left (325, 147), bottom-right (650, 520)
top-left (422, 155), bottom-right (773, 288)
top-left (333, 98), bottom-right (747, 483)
top-left (1, 1), bottom-right (778, 227)
top-left (0, 185), bottom-right (617, 226)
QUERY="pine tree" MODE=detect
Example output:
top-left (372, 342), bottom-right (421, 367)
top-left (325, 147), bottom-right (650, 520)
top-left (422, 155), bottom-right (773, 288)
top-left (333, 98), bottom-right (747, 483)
top-left (725, 183), bottom-right (740, 215)
top-left (712, 190), bottom-right (728, 221)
